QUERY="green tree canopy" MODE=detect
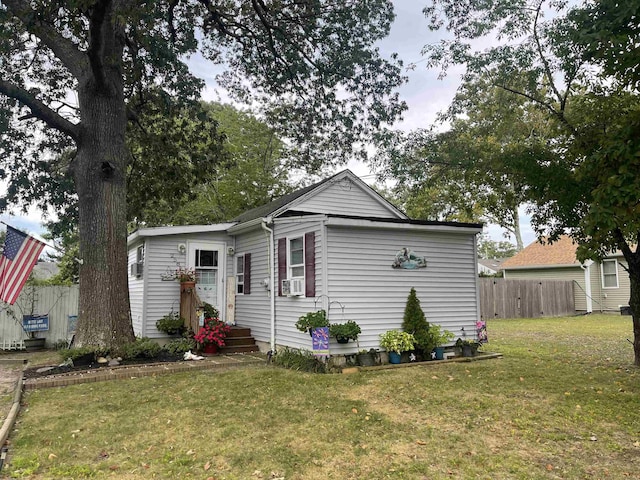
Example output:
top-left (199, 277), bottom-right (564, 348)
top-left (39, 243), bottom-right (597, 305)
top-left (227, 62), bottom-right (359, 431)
top-left (0, 0), bottom-right (406, 350)
top-left (421, 0), bottom-right (640, 364)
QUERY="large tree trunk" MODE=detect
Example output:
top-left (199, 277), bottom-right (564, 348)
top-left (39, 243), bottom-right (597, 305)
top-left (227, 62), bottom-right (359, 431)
top-left (72, 76), bottom-right (134, 350)
top-left (627, 256), bottom-right (640, 366)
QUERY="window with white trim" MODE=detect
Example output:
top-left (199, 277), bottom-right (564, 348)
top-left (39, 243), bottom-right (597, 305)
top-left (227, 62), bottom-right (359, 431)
top-left (236, 255), bottom-right (244, 294)
top-left (602, 259), bottom-right (619, 288)
top-left (289, 236), bottom-right (304, 279)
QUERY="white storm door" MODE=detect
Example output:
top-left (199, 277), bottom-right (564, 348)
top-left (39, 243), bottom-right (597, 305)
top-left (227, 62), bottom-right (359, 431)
top-left (187, 242), bottom-right (225, 322)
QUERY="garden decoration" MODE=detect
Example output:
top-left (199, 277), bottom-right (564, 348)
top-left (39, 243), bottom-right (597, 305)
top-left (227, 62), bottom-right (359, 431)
top-left (296, 309), bottom-right (329, 336)
top-left (329, 320), bottom-right (361, 343)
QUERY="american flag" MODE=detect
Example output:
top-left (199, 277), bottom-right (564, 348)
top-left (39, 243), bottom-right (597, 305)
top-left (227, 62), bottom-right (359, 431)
top-left (0, 226), bottom-right (46, 305)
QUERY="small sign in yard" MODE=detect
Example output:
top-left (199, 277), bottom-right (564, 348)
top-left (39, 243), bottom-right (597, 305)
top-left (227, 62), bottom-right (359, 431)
top-left (22, 314), bottom-right (49, 332)
top-left (312, 327), bottom-right (329, 356)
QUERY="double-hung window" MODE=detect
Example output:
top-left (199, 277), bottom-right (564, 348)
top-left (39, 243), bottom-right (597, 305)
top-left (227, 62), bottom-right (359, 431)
top-left (235, 253), bottom-right (251, 295)
top-left (601, 259), bottom-right (619, 288)
top-left (289, 237), bottom-right (305, 280)
top-left (236, 255), bottom-right (245, 294)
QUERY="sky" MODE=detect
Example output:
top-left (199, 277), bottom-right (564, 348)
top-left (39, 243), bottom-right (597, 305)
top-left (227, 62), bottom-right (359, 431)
top-left (0, 0), bottom-right (535, 248)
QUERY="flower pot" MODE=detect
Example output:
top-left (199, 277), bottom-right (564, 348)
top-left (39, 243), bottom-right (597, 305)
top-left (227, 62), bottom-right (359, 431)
top-left (203, 343), bottom-right (218, 355)
top-left (356, 352), bottom-right (376, 367)
top-left (400, 351), bottom-right (410, 363)
top-left (23, 337), bottom-right (45, 352)
top-left (180, 281), bottom-right (196, 293)
top-left (433, 346), bottom-right (445, 360)
top-left (336, 336), bottom-right (349, 344)
top-left (388, 351), bottom-right (402, 364)
top-left (462, 345), bottom-right (473, 357)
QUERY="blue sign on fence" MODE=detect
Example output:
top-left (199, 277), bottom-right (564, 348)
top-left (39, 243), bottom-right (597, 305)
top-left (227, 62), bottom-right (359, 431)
top-left (22, 314), bottom-right (49, 332)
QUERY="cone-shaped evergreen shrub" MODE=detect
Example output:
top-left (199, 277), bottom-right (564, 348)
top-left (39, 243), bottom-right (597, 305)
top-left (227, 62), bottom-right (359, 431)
top-left (402, 287), bottom-right (433, 351)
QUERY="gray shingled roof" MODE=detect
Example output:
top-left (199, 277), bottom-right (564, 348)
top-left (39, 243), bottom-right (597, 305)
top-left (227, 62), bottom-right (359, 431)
top-left (230, 173), bottom-right (337, 224)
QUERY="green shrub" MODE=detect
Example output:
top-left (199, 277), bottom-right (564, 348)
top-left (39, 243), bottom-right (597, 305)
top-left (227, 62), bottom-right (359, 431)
top-left (155, 311), bottom-right (185, 335)
top-left (203, 302), bottom-right (219, 319)
top-left (272, 347), bottom-right (326, 373)
top-left (121, 337), bottom-right (162, 359)
top-left (163, 337), bottom-right (196, 356)
top-left (295, 310), bottom-right (329, 332)
top-left (329, 320), bottom-right (361, 341)
top-left (402, 287), bottom-right (433, 351)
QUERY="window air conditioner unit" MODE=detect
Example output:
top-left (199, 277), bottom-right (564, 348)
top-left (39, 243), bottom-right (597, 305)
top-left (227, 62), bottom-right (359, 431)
top-left (282, 278), bottom-right (304, 296)
top-left (130, 262), bottom-right (143, 277)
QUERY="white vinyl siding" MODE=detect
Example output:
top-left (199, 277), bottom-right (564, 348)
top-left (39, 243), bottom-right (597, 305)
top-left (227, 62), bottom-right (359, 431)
top-left (129, 231), bottom-right (233, 337)
top-left (273, 219), bottom-right (323, 350)
top-left (325, 227), bottom-right (479, 354)
top-left (233, 229), bottom-right (272, 342)
top-left (295, 177), bottom-right (403, 218)
top-left (127, 241), bottom-right (145, 335)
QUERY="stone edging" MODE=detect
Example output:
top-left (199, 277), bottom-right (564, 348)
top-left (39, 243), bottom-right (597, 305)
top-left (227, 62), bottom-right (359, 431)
top-left (23, 353), bottom-right (267, 390)
top-left (343, 352), bottom-right (503, 373)
top-left (0, 369), bottom-right (25, 450)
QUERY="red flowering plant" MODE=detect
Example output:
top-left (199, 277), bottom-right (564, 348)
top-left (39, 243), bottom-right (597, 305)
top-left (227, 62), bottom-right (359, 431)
top-left (194, 317), bottom-right (231, 347)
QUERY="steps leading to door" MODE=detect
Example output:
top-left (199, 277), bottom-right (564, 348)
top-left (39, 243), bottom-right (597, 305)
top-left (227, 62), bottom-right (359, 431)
top-left (221, 326), bottom-right (260, 354)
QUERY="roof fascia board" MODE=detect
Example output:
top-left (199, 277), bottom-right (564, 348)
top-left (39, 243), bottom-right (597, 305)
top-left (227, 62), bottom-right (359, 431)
top-left (227, 218), bottom-right (265, 235)
top-left (502, 263), bottom-right (581, 270)
top-left (127, 223), bottom-right (236, 246)
top-left (324, 216), bottom-right (482, 234)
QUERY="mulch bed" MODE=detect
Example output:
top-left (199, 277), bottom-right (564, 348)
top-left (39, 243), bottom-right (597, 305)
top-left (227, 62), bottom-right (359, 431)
top-left (22, 354), bottom-right (185, 380)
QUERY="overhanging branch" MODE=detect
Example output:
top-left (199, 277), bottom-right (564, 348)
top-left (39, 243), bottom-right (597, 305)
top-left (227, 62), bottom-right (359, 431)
top-left (0, 78), bottom-right (79, 140)
top-left (3, 0), bottom-right (88, 80)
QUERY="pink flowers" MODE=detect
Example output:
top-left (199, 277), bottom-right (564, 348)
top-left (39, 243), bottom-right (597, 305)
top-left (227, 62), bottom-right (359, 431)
top-left (194, 317), bottom-right (231, 347)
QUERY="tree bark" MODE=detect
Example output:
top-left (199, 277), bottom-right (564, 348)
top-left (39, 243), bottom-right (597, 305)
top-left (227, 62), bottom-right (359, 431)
top-left (626, 255), bottom-right (640, 366)
top-left (72, 77), bottom-right (134, 350)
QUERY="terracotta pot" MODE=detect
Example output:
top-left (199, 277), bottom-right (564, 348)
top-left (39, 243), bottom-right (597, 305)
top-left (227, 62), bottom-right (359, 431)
top-left (180, 281), bottom-right (196, 293)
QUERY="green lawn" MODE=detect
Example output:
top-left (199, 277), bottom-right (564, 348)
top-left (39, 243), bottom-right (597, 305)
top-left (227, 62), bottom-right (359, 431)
top-left (5, 315), bottom-right (640, 479)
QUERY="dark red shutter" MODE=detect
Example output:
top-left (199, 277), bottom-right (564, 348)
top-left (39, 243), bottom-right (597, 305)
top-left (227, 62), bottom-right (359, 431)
top-left (244, 253), bottom-right (251, 295)
top-left (278, 238), bottom-right (287, 297)
top-left (304, 232), bottom-right (315, 298)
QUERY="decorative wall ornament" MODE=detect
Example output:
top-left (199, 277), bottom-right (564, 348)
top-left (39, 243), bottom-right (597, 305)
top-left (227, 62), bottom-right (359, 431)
top-left (392, 247), bottom-right (427, 269)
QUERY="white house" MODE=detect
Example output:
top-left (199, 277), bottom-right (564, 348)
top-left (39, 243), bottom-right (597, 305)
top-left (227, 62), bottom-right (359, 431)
top-left (127, 170), bottom-right (484, 353)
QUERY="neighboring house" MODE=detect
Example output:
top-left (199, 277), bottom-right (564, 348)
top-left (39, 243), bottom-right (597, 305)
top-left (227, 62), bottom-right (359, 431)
top-left (501, 236), bottom-right (630, 313)
top-left (478, 258), bottom-right (504, 276)
top-left (127, 170), bottom-right (483, 353)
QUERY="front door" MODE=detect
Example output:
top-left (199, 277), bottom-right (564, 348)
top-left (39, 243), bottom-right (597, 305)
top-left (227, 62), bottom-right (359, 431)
top-left (187, 242), bottom-right (225, 322)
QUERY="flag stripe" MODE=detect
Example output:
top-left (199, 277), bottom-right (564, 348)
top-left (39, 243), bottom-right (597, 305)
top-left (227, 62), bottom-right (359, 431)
top-left (0, 226), bottom-right (46, 305)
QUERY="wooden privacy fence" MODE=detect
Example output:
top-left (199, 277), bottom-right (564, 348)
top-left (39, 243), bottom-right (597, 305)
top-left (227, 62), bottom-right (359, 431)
top-left (0, 285), bottom-right (79, 350)
top-left (479, 278), bottom-right (575, 319)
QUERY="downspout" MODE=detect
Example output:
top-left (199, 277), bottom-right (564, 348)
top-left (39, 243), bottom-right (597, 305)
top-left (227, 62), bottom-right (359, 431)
top-left (261, 217), bottom-right (276, 352)
top-left (581, 260), bottom-right (594, 313)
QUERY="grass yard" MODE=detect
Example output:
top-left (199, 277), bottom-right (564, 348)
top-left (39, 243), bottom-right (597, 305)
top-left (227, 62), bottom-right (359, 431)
top-left (5, 314), bottom-right (640, 479)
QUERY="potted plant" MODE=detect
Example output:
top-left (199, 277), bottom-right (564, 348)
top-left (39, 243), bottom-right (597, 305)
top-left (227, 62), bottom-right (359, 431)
top-left (356, 348), bottom-right (378, 367)
top-left (194, 317), bottom-right (231, 354)
top-left (379, 330), bottom-right (415, 364)
top-left (175, 266), bottom-right (196, 282)
top-left (455, 338), bottom-right (478, 358)
top-left (329, 320), bottom-right (361, 343)
top-left (156, 311), bottom-right (186, 336)
top-left (295, 310), bottom-right (329, 336)
top-left (429, 324), bottom-right (455, 360)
